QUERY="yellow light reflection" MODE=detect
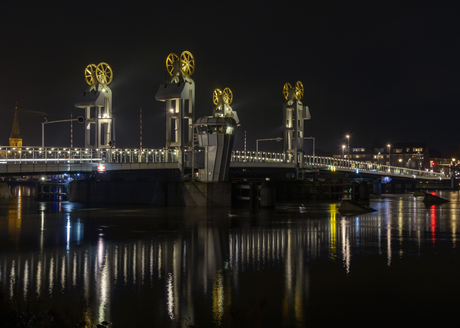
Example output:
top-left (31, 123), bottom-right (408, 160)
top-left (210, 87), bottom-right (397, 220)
top-left (212, 271), bottom-right (224, 326)
top-left (330, 204), bottom-right (338, 260)
top-left (8, 198), bottom-right (22, 245)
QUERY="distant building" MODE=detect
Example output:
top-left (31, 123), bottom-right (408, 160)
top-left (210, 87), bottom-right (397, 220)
top-left (9, 105), bottom-right (22, 147)
top-left (332, 142), bottom-right (438, 170)
top-left (332, 147), bottom-right (373, 162)
top-left (373, 142), bottom-right (428, 169)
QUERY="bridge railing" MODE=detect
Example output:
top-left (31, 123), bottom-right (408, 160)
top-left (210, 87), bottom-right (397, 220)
top-left (231, 150), bottom-right (446, 178)
top-left (0, 147), bottom-right (179, 164)
top-left (232, 150), bottom-right (292, 163)
top-left (303, 155), bottom-right (444, 178)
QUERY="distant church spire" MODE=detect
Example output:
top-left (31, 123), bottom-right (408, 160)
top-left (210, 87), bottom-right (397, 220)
top-left (9, 103), bottom-right (22, 147)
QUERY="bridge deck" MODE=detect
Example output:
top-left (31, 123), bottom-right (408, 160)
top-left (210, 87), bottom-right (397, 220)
top-left (0, 146), bottom-right (449, 180)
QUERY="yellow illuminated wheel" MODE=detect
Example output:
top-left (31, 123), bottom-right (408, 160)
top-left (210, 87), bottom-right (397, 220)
top-left (283, 82), bottom-right (292, 100)
top-left (180, 51), bottom-right (195, 76)
top-left (295, 81), bottom-right (304, 100)
top-left (85, 64), bottom-right (97, 85)
top-left (213, 89), bottom-right (222, 105)
top-left (166, 53), bottom-right (179, 76)
top-left (96, 62), bottom-right (113, 85)
top-left (222, 87), bottom-right (233, 105)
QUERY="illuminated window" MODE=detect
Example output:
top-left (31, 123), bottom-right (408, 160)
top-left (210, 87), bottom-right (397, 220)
top-left (395, 149), bottom-right (402, 153)
top-left (413, 148), bottom-right (423, 152)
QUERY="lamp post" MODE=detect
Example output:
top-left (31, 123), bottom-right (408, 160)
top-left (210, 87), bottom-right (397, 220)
top-left (342, 145), bottom-right (345, 165)
top-left (42, 116), bottom-right (81, 148)
top-left (256, 137), bottom-right (283, 159)
top-left (41, 116), bottom-right (48, 148)
top-left (452, 158), bottom-right (456, 177)
top-left (346, 135), bottom-right (350, 167)
top-left (303, 136), bottom-right (315, 157)
top-left (387, 144), bottom-right (391, 166)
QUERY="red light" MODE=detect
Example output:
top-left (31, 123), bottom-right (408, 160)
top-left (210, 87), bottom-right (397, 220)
top-left (432, 162), bottom-right (435, 166)
top-left (97, 164), bottom-right (106, 172)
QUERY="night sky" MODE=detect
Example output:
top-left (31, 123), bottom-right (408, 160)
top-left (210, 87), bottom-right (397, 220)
top-left (1, 1), bottom-right (458, 156)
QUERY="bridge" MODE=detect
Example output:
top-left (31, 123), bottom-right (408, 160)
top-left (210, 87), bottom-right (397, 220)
top-left (0, 146), bottom-right (448, 181)
top-left (1, 52), bottom-right (452, 186)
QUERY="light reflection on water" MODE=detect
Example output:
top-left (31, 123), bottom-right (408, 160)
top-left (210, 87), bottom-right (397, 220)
top-left (0, 190), bottom-right (460, 326)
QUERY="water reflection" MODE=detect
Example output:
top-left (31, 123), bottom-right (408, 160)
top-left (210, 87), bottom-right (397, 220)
top-left (212, 271), bottom-right (223, 326)
top-left (0, 191), bottom-right (459, 326)
top-left (7, 197), bottom-right (21, 245)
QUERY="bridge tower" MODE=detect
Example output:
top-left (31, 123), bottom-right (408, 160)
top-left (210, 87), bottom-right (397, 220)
top-left (195, 87), bottom-right (239, 181)
top-left (282, 81), bottom-right (311, 165)
top-left (75, 62), bottom-right (115, 149)
top-left (155, 51), bottom-right (195, 164)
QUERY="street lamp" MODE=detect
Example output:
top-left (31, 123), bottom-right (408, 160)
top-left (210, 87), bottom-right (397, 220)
top-left (256, 137), bottom-right (282, 158)
top-left (346, 135), bottom-right (350, 167)
top-left (342, 145), bottom-right (345, 159)
top-left (346, 135), bottom-right (350, 155)
top-left (452, 158), bottom-right (456, 177)
top-left (387, 144), bottom-right (391, 166)
top-left (303, 137), bottom-right (316, 157)
top-left (41, 116), bottom-right (48, 148)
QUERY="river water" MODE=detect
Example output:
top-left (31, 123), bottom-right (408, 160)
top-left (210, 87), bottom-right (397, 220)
top-left (1, 185), bottom-right (460, 327)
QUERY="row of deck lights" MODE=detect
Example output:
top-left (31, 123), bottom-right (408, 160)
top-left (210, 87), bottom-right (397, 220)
top-left (5, 148), bottom-right (176, 153)
top-left (234, 155), bottom-right (285, 161)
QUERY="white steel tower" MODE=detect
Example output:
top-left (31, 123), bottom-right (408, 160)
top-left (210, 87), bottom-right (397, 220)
top-left (155, 51), bottom-right (195, 153)
top-left (75, 62), bottom-right (115, 149)
top-left (282, 81), bottom-right (311, 165)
